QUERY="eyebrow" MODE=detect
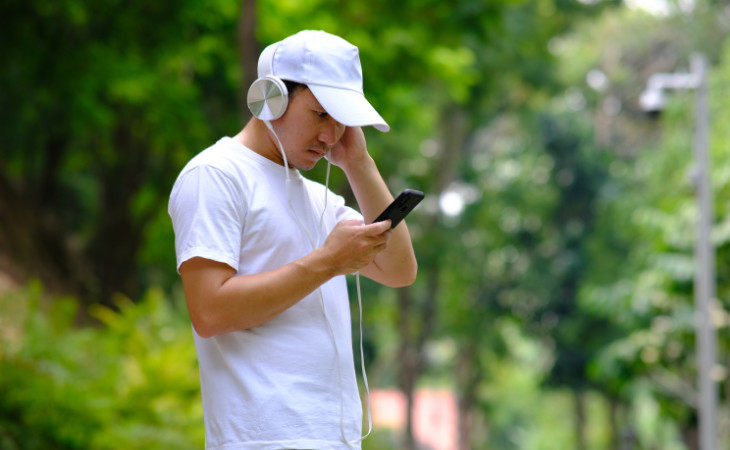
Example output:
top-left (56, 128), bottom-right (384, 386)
top-left (308, 99), bottom-right (326, 111)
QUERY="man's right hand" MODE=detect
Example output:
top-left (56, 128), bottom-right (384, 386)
top-left (317, 219), bottom-right (392, 276)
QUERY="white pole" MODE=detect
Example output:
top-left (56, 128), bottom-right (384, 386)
top-left (692, 53), bottom-right (717, 450)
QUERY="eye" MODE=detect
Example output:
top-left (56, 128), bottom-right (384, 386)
top-left (315, 110), bottom-right (329, 119)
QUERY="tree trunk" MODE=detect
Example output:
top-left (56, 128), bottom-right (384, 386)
top-left (238, 0), bottom-right (259, 122)
top-left (0, 138), bottom-right (88, 301)
top-left (609, 396), bottom-right (619, 450)
top-left (574, 389), bottom-right (587, 450)
top-left (456, 339), bottom-right (483, 450)
top-left (397, 287), bottom-right (418, 450)
top-left (394, 102), bottom-right (468, 449)
top-left (681, 423), bottom-right (699, 450)
top-left (396, 270), bottom-right (439, 450)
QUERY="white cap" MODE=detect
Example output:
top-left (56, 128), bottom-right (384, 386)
top-left (258, 30), bottom-right (390, 132)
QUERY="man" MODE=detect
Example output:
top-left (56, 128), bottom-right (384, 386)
top-left (168, 30), bottom-right (417, 449)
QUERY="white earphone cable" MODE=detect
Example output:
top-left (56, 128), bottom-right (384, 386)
top-left (265, 120), bottom-right (372, 446)
top-left (264, 120), bottom-right (321, 249)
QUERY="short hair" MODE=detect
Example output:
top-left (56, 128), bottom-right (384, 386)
top-left (283, 80), bottom-right (307, 98)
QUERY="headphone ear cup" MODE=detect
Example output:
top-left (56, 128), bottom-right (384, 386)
top-left (247, 76), bottom-right (289, 120)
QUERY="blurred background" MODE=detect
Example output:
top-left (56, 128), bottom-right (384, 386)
top-left (1, 0), bottom-right (730, 448)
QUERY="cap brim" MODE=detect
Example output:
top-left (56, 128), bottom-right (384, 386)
top-left (309, 85), bottom-right (390, 132)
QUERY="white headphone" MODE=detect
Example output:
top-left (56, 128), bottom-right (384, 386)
top-left (247, 75), bottom-right (289, 120)
top-left (247, 40), bottom-right (290, 121)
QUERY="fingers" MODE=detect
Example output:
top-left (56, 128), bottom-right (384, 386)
top-left (337, 219), bottom-right (391, 236)
top-left (344, 220), bottom-right (392, 252)
top-left (329, 127), bottom-right (367, 168)
top-left (337, 126), bottom-right (365, 149)
top-left (323, 220), bottom-right (392, 275)
top-left (362, 219), bottom-right (392, 236)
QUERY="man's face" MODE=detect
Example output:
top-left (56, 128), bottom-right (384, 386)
top-left (268, 88), bottom-right (346, 171)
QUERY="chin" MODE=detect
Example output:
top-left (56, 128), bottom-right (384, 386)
top-left (296, 157), bottom-right (321, 172)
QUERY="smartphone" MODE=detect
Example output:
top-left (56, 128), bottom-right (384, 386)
top-left (373, 189), bottom-right (424, 229)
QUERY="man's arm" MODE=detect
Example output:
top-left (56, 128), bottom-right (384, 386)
top-left (329, 127), bottom-right (418, 287)
top-left (179, 219), bottom-right (392, 337)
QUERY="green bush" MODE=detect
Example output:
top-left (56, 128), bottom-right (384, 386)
top-left (0, 283), bottom-right (204, 449)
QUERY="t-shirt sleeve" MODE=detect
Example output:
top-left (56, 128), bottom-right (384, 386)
top-left (330, 190), bottom-right (364, 224)
top-left (168, 165), bottom-right (245, 272)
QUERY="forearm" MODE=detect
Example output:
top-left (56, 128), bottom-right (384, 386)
top-left (343, 155), bottom-right (418, 286)
top-left (181, 216), bottom-right (394, 336)
top-left (181, 252), bottom-right (336, 337)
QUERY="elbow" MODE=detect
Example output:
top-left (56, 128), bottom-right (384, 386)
top-left (189, 307), bottom-right (257, 337)
top-left (189, 310), bottom-right (223, 339)
top-left (402, 263), bottom-right (418, 287)
top-left (194, 327), bottom-right (216, 339)
top-left (191, 317), bottom-right (216, 339)
top-left (404, 258), bottom-right (418, 286)
top-left (386, 260), bottom-right (418, 288)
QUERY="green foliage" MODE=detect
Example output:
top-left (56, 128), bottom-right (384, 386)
top-left (557, 5), bottom-right (730, 447)
top-left (0, 284), bottom-right (203, 449)
top-left (0, 0), bottom-right (242, 304)
top-left (4, 0), bottom-right (730, 448)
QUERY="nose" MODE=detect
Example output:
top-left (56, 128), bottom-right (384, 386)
top-left (319, 119), bottom-right (345, 147)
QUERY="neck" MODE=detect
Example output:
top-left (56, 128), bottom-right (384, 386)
top-left (234, 119), bottom-right (284, 166)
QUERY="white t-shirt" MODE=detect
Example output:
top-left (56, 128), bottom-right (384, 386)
top-left (168, 137), bottom-right (364, 449)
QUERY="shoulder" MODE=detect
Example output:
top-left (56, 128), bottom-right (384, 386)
top-left (178, 138), bottom-right (244, 178)
top-left (169, 139), bottom-right (254, 214)
top-left (172, 138), bottom-right (273, 195)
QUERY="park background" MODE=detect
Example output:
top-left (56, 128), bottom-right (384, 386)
top-left (2, 0), bottom-right (730, 448)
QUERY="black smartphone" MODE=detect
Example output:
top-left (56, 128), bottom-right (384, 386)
top-left (373, 189), bottom-right (424, 229)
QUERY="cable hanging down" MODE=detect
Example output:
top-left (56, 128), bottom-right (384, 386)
top-left (265, 120), bottom-right (373, 447)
